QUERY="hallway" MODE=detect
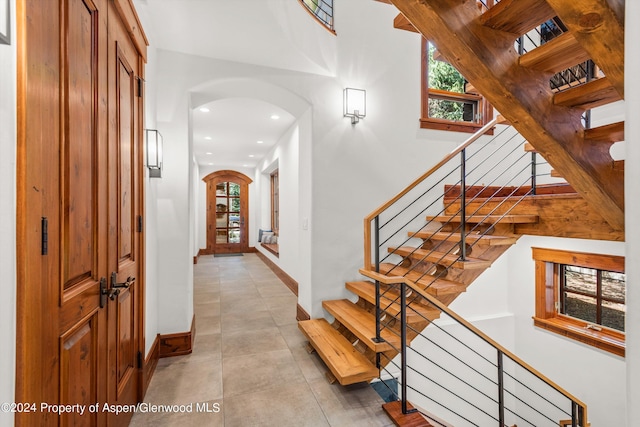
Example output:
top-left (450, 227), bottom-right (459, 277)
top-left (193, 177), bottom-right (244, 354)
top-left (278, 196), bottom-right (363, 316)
top-left (130, 254), bottom-right (392, 426)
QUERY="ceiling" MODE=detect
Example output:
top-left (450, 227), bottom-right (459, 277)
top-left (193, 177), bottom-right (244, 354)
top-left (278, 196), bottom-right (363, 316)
top-left (135, 0), bottom-right (334, 168)
top-left (192, 98), bottom-right (296, 169)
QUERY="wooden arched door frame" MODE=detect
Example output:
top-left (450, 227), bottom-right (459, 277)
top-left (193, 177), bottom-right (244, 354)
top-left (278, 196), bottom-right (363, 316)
top-left (203, 170), bottom-right (253, 254)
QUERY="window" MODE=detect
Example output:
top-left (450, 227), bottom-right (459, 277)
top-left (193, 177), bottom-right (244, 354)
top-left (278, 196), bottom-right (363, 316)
top-left (270, 170), bottom-right (279, 234)
top-left (420, 39), bottom-right (493, 133)
top-left (299, 0), bottom-right (334, 33)
top-left (532, 248), bottom-right (625, 356)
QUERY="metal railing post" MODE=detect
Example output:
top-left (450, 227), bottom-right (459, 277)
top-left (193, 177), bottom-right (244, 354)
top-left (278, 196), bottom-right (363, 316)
top-left (400, 282), bottom-right (410, 414)
top-left (460, 149), bottom-right (467, 261)
top-left (373, 216), bottom-right (382, 367)
top-left (497, 351), bottom-right (505, 427)
top-left (531, 152), bottom-right (537, 195)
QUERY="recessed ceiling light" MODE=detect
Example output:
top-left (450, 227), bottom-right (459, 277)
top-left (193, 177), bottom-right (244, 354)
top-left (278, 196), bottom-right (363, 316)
top-left (270, 114), bottom-right (280, 120)
top-left (248, 154), bottom-right (254, 158)
top-left (204, 136), bottom-right (212, 140)
top-left (208, 163), bottom-right (213, 165)
top-left (206, 152), bottom-right (212, 155)
top-left (199, 107), bottom-right (210, 113)
top-left (243, 164), bottom-right (248, 167)
top-left (257, 140), bottom-right (264, 144)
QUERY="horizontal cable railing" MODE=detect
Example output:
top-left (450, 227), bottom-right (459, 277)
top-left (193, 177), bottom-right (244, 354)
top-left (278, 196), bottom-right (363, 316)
top-left (298, 0), bottom-right (334, 31)
top-left (362, 271), bottom-right (589, 427)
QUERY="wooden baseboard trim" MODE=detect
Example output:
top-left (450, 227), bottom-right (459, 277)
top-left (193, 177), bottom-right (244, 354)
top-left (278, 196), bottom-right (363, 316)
top-left (193, 255), bottom-right (198, 264)
top-left (255, 250), bottom-right (298, 296)
top-left (159, 315), bottom-right (196, 358)
top-left (141, 334), bottom-right (160, 398)
top-left (297, 304), bottom-right (311, 321)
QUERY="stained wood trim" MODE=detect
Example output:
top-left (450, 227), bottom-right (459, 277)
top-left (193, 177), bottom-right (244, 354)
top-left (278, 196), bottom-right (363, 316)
top-left (363, 116), bottom-right (500, 270)
top-left (141, 334), bottom-right (160, 398)
top-left (297, 304), bottom-right (311, 321)
top-left (532, 247), bottom-right (625, 358)
top-left (261, 242), bottom-right (279, 257)
top-left (255, 250), bottom-right (298, 296)
top-left (159, 315), bottom-right (196, 358)
top-left (113, 0), bottom-right (148, 61)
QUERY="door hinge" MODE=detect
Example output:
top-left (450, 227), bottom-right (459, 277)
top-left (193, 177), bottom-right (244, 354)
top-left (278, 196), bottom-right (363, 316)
top-left (41, 217), bottom-right (48, 255)
top-left (137, 215), bottom-right (143, 232)
top-left (137, 77), bottom-right (144, 98)
top-left (137, 351), bottom-right (143, 369)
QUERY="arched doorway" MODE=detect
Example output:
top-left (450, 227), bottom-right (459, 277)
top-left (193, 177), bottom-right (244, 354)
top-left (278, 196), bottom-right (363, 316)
top-left (203, 170), bottom-right (253, 254)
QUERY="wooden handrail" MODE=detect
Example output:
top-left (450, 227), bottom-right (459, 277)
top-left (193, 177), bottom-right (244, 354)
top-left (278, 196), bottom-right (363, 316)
top-left (363, 115), bottom-right (504, 270)
top-left (358, 268), bottom-right (589, 424)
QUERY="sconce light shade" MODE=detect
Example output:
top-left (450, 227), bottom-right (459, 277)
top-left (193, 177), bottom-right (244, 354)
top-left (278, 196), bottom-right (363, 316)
top-left (343, 88), bottom-right (366, 124)
top-left (146, 129), bottom-right (163, 178)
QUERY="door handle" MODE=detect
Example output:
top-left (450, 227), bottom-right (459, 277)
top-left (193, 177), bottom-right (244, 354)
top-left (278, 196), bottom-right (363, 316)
top-left (111, 272), bottom-right (135, 289)
top-left (100, 276), bottom-right (120, 307)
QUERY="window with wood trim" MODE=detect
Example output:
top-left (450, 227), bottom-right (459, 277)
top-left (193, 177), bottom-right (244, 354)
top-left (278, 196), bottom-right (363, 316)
top-left (532, 247), bottom-right (625, 357)
top-left (271, 170), bottom-right (279, 234)
top-left (420, 39), bottom-right (493, 133)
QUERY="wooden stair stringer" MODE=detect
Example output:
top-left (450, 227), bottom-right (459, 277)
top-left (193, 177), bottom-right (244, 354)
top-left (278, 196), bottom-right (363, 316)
top-left (446, 193), bottom-right (624, 241)
top-left (387, 0), bottom-right (624, 230)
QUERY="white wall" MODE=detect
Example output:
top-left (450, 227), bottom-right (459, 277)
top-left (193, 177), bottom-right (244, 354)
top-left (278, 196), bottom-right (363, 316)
top-left (255, 122), bottom-right (301, 281)
top-left (142, 38), bottom-right (160, 356)
top-left (626, 1), bottom-right (640, 425)
top-left (507, 236), bottom-right (626, 427)
top-left (0, 1), bottom-right (16, 424)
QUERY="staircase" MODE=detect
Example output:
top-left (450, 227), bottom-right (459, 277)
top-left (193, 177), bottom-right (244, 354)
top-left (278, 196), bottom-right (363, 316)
top-left (299, 1), bottom-right (623, 426)
top-left (386, 0), bottom-right (625, 231)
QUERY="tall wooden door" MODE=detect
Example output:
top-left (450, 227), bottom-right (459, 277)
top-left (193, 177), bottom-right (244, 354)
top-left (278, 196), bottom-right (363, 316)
top-left (16, 0), bottom-right (146, 425)
top-left (105, 4), bottom-right (144, 425)
top-left (203, 170), bottom-right (252, 254)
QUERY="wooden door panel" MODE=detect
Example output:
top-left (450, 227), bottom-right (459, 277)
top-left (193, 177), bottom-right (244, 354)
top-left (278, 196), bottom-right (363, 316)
top-left (64, 0), bottom-right (98, 291)
top-left (60, 314), bottom-right (100, 427)
top-left (117, 49), bottom-right (135, 264)
top-left (117, 288), bottom-right (135, 388)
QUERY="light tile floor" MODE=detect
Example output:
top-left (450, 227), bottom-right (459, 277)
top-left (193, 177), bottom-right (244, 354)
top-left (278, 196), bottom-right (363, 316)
top-left (130, 253), bottom-right (392, 426)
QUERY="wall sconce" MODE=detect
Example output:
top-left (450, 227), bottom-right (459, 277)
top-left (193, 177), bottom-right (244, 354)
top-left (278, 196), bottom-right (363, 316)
top-left (343, 88), bottom-right (366, 124)
top-left (146, 129), bottom-right (163, 178)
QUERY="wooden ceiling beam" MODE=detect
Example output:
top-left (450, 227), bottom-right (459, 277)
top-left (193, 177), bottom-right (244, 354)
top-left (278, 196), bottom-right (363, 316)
top-left (388, 0), bottom-right (624, 230)
top-left (545, 0), bottom-right (625, 98)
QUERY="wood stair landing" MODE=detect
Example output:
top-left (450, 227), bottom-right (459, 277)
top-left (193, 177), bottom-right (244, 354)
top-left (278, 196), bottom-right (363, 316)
top-left (298, 319), bottom-right (378, 386)
top-left (323, 299), bottom-right (401, 352)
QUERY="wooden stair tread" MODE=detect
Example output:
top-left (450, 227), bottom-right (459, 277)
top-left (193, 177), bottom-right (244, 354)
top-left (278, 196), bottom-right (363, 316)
top-left (322, 299), bottom-right (400, 352)
top-left (389, 246), bottom-right (492, 270)
top-left (378, 263), bottom-right (466, 297)
top-left (382, 401), bottom-right (434, 427)
top-left (553, 77), bottom-right (621, 109)
top-left (346, 280), bottom-right (439, 320)
top-left (519, 32), bottom-right (590, 74)
top-left (427, 214), bottom-right (538, 224)
top-left (479, 0), bottom-right (556, 36)
top-left (585, 121), bottom-right (624, 143)
top-left (409, 231), bottom-right (517, 246)
top-left (298, 319), bottom-right (378, 386)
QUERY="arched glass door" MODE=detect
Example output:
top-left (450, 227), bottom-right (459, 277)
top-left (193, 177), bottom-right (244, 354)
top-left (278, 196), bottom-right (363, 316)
top-left (204, 170), bottom-right (252, 254)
